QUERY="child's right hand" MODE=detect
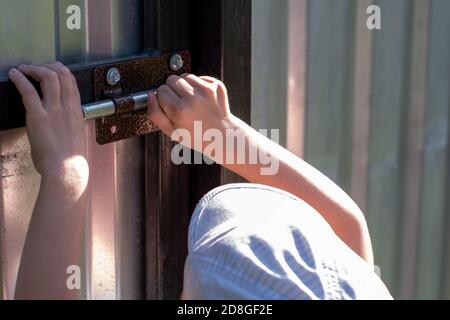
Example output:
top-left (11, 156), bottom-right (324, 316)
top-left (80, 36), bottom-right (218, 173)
top-left (148, 74), bottom-right (238, 151)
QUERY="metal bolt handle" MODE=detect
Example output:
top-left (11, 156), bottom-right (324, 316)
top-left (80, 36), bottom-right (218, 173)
top-left (82, 90), bottom-right (155, 120)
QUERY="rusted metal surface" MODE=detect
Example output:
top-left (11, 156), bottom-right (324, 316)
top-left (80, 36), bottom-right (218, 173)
top-left (96, 113), bottom-right (157, 145)
top-left (93, 51), bottom-right (191, 99)
top-left (93, 51), bottom-right (191, 144)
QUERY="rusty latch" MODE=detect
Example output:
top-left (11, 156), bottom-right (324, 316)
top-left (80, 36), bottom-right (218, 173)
top-left (81, 51), bottom-right (191, 145)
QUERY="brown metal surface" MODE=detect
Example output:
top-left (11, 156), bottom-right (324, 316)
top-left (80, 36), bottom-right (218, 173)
top-left (93, 51), bottom-right (191, 145)
top-left (96, 112), bottom-right (158, 146)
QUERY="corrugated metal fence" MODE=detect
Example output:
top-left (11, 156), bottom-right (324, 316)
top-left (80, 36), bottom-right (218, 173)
top-left (252, 0), bottom-right (450, 299)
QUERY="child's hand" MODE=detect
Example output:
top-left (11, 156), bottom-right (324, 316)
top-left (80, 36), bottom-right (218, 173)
top-left (11, 63), bottom-right (89, 299)
top-left (8, 63), bottom-right (88, 179)
top-left (148, 74), bottom-right (237, 151)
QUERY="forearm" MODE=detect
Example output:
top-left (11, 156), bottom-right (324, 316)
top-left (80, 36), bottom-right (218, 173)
top-left (14, 159), bottom-right (88, 299)
top-left (146, 74), bottom-right (374, 264)
top-left (222, 116), bottom-right (374, 264)
top-left (8, 63), bottom-right (90, 299)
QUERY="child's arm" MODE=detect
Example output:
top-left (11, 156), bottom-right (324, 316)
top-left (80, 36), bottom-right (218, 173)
top-left (9, 63), bottom-right (88, 299)
top-left (148, 74), bottom-right (374, 265)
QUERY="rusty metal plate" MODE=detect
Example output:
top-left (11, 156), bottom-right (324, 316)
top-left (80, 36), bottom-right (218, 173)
top-left (93, 51), bottom-right (191, 144)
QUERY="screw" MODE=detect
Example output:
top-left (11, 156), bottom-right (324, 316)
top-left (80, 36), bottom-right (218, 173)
top-left (170, 54), bottom-right (184, 71)
top-left (106, 67), bottom-right (121, 86)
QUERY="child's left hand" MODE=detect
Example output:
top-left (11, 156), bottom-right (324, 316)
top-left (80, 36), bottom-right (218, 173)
top-left (8, 63), bottom-right (88, 180)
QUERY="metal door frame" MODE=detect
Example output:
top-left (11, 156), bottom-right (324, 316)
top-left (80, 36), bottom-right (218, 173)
top-left (0, 0), bottom-right (251, 300)
top-left (144, 0), bottom-right (251, 299)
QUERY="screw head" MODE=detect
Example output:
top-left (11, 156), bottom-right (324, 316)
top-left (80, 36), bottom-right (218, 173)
top-left (106, 67), bottom-right (121, 86)
top-left (170, 54), bottom-right (184, 71)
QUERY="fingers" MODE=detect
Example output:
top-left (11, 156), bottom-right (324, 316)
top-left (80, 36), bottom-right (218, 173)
top-left (18, 64), bottom-right (61, 111)
top-left (147, 91), bottom-right (175, 136)
top-left (8, 68), bottom-right (46, 117)
top-left (9, 68), bottom-right (45, 115)
top-left (166, 75), bottom-right (195, 97)
top-left (157, 84), bottom-right (181, 119)
top-left (182, 74), bottom-right (223, 96)
top-left (181, 74), bottom-right (214, 91)
top-left (44, 62), bottom-right (77, 111)
top-left (199, 76), bottom-right (229, 105)
top-left (198, 76), bottom-right (217, 84)
top-left (181, 74), bottom-right (228, 105)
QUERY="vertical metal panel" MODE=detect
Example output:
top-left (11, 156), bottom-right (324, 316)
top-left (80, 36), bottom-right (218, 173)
top-left (188, 0), bottom-right (223, 213)
top-left (367, 0), bottom-right (411, 296)
top-left (85, 123), bottom-right (117, 300)
top-left (222, 0), bottom-right (252, 184)
top-left (0, 0), bottom-right (145, 300)
top-left (286, 0), bottom-right (307, 158)
top-left (110, 0), bottom-right (143, 57)
top-left (144, 0), bottom-right (252, 299)
top-left (188, 0), bottom-right (252, 207)
top-left (251, 0), bottom-right (306, 156)
top-left (86, 0), bottom-right (143, 60)
top-left (144, 134), bottom-right (162, 299)
top-left (74, 0), bottom-right (145, 300)
top-left (415, 0), bottom-right (450, 299)
top-left (400, 0), bottom-right (429, 300)
top-left (305, 0), bottom-right (355, 189)
top-left (0, 0), bottom-right (56, 78)
top-left (251, 0), bottom-right (288, 147)
top-left (189, 0), bottom-right (252, 206)
top-left (0, 0), bottom-right (56, 299)
top-left (350, 0), bottom-right (374, 213)
top-left (252, 0), bottom-right (450, 299)
top-left (145, 0), bottom-right (191, 299)
top-left (55, 0), bottom-right (88, 63)
top-left (115, 137), bottom-right (145, 300)
top-left (0, 129), bottom-right (41, 299)
top-left (83, 0), bottom-right (144, 300)
top-left (445, 123), bottom-right (450, 300)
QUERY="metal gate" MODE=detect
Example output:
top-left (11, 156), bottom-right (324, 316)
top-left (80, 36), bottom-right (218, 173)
top-left (0, 0), bottom-right (251, 300)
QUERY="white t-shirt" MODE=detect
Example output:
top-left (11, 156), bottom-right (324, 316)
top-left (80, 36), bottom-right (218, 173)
top-left (182, 184), bottom-right (393, 300)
